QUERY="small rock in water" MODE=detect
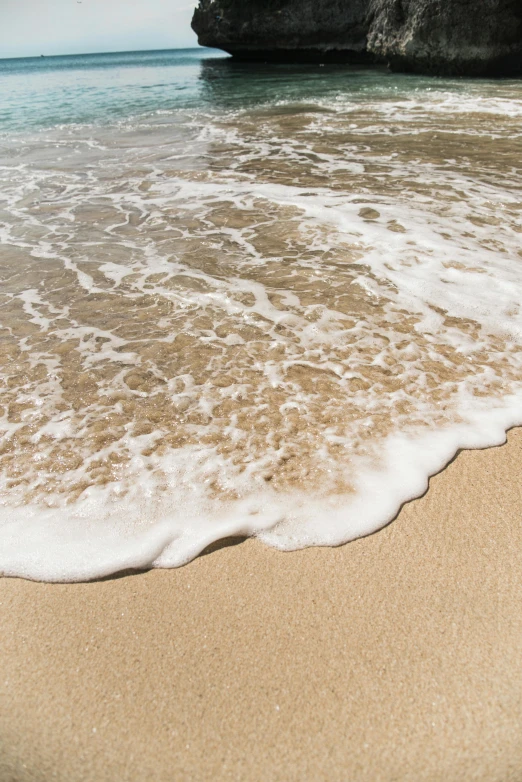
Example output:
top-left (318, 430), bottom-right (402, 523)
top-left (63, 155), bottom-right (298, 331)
top-left (359, 208), bottom-right (380, 220)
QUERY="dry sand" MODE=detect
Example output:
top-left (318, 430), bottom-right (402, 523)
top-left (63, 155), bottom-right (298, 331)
top-left (1, 430), bottom-right (522, 781)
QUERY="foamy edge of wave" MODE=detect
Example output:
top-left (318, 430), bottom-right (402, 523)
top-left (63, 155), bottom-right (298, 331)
top-left (1, 395), bottom-right (520, 582)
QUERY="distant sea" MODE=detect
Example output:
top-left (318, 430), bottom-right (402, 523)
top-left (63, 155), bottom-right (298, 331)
top-left (0, 48), bottom-right (521, 581)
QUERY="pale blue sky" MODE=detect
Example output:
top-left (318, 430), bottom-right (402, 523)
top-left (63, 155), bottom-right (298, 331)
top-left (0, 0), bottom-right (199, 58)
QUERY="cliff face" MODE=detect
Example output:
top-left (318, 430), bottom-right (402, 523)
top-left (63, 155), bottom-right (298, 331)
top-left (368, 0), bottom-right (522, 75)
top-left (192, 0), bottom-right (374, 62)
top-left (191, 0), bottom-right (522, 76)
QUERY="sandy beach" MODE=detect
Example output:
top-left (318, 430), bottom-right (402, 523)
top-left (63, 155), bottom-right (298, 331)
top-left (1, 430), bottom-right (521, 781)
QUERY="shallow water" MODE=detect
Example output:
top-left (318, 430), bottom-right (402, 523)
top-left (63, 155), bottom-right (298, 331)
top-left (1, 49), bottom-right (521, 581)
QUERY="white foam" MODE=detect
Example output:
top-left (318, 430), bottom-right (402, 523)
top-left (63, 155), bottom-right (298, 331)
top-left (1, 77), bottom-right (522, 581)
top-left (1, 396), bottom-right (520, 582)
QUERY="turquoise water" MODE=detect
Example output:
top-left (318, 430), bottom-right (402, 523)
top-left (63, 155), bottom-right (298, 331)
top-left (1, 47), bottom-right (515, 134)
top-left (0, 49), bottom-right (222, 131)
top-left (1, 48), bottom-right (522, 580)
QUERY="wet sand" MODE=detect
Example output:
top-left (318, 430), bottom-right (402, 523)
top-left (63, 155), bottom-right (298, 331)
top-left (1, 430), bottom-right (522, 782)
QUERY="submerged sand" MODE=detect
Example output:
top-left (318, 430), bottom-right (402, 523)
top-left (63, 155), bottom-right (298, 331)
top-left (1, 430), bottom-right (522, 781)
top-left (2, 75), bottom-right (522, 579)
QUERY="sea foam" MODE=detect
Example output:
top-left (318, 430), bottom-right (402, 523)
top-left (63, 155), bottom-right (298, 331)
top-left (0, 55), bottom-right (521, 581)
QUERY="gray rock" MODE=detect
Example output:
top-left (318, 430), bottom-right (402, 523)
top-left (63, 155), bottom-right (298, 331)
top-left (191, 0), bottom-right (374, 62)
top-left (192, 0), bottom-right (522, 76)
top-left (367, 0), bottom-right (522, 76)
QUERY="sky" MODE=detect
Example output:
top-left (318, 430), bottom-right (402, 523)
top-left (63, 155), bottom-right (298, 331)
top-left (0, 0), bottom-right (200, 58)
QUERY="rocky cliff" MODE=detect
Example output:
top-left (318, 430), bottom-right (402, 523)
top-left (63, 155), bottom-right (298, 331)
top-left (191, 0), bottom-right (522, 76)
top-left (368, 0), bottom-right (522, 75)
top-left (192, 0), bottom-right (373, 62)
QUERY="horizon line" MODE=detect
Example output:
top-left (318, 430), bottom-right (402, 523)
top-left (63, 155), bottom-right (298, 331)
top-left (0, 45), bottom-right (212, 63)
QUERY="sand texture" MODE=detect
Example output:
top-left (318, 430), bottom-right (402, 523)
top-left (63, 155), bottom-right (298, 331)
top-left (1, 431), bottom-right (522, 781)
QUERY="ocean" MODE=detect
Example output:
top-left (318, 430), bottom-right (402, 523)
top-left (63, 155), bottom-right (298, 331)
top-left (0, 48), bottom-right (521, 581)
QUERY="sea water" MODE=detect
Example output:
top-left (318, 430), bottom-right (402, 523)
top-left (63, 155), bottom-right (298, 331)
top-left (0, 49), bottom-right (521, 581)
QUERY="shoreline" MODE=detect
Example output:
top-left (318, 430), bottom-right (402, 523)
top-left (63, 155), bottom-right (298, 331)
top-left (4, 409), bottom-right (522, 584)
top-left (2, 429), bottom-right (522, 780)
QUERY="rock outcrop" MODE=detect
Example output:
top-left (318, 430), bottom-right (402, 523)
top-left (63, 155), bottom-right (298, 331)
top-left (191, 0), bottom-right (374, 62)
top-left (191, 0), bottom-right (522, 76)
top-left (368, 0), bottom-right (522, 75)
